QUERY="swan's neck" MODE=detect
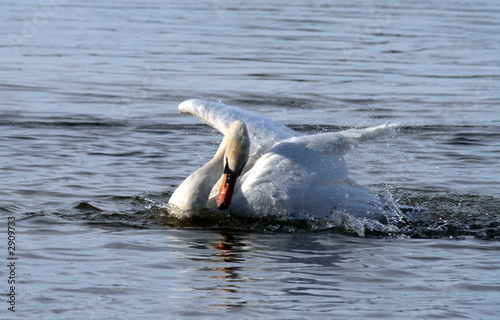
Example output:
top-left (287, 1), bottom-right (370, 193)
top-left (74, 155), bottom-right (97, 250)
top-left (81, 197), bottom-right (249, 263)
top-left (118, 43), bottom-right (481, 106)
top-left (168, 120), bottom-right (250, 213)
top-left (168, 136), bottom-right (227, 211)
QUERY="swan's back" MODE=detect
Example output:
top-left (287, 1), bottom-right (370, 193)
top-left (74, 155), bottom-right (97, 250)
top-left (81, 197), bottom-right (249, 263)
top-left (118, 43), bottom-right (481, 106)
top-left (230, 123), bottom-right (397, 220)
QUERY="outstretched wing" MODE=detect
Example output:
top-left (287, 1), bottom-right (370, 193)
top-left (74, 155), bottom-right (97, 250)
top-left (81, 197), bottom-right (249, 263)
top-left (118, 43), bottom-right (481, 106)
top-left (244, 124), bottom-right (398, 193)
top-left (178, 99), bottom-right (300, 163)
top-left (285, 123), bottom-right (399, 154)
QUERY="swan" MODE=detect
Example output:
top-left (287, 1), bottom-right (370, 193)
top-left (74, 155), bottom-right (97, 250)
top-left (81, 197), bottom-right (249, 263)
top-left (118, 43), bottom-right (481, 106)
top-left (168, 99), bottom-right (397, 222)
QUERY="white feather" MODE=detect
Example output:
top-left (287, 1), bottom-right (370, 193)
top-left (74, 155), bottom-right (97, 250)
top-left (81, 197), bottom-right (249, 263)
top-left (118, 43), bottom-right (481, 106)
top-left (170, 99), bottom-right (397, 221)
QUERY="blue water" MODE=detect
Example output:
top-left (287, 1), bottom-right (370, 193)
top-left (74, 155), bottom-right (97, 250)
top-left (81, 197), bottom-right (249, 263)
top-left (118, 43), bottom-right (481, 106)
top-left (1, 0), bottom-right (499, 319)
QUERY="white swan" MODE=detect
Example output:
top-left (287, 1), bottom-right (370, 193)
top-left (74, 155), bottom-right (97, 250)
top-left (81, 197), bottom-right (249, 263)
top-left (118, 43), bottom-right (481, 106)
top-left (168, 99), bottom-right (397, 222)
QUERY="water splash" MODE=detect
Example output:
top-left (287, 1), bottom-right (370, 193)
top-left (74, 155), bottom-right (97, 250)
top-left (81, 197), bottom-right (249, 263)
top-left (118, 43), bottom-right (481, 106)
top-left (150, 190), bottom-right (499, 240)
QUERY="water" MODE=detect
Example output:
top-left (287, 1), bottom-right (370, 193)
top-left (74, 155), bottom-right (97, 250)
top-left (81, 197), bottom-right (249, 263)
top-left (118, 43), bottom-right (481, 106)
top-left (1, 0), bottom-right (499, 318)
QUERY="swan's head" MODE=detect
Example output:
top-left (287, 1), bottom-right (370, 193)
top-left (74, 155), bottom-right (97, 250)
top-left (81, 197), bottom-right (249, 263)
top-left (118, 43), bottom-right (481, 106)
top-left (216, 121), bottom-right (250, 211)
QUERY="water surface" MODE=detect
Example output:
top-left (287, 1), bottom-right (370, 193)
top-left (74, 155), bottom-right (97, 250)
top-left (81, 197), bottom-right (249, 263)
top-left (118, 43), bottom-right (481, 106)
top-left (1, 0), bottom-right (499, 319)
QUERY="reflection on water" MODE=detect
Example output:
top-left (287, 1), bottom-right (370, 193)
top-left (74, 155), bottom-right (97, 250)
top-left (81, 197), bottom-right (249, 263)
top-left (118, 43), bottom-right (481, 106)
top-left (205, 234), bottom-right (247, 309)
top-left (161, 230), bottom-right (500, 318)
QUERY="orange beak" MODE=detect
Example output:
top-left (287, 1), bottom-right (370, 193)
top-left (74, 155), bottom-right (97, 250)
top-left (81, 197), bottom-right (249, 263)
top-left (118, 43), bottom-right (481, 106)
top-left (216, 173), bottom-right (238, 211)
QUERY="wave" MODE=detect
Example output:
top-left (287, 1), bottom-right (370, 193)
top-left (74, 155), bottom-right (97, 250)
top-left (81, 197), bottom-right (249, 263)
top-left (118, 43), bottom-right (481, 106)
top-left (15, 188), bottom-right (499, 240)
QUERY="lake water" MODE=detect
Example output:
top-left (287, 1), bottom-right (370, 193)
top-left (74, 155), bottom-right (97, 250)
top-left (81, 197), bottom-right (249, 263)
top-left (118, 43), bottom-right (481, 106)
top-left (1, 0), bottom-right (499, 319)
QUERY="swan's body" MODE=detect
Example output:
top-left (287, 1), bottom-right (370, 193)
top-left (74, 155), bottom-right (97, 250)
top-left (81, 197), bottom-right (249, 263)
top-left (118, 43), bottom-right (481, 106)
top-left (168, 99), bottom-right (396, 222)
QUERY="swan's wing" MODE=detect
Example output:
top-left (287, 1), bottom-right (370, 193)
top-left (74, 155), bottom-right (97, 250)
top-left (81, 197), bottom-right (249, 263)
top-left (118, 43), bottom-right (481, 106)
top-left (179, 99), bottom-right (297, 138)
top-left (178, 99), bottom-right (299, 162)
top-left (285, 123), bottom-right (398, 154)
top-left (257, 123), bottom-right (398, 197)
